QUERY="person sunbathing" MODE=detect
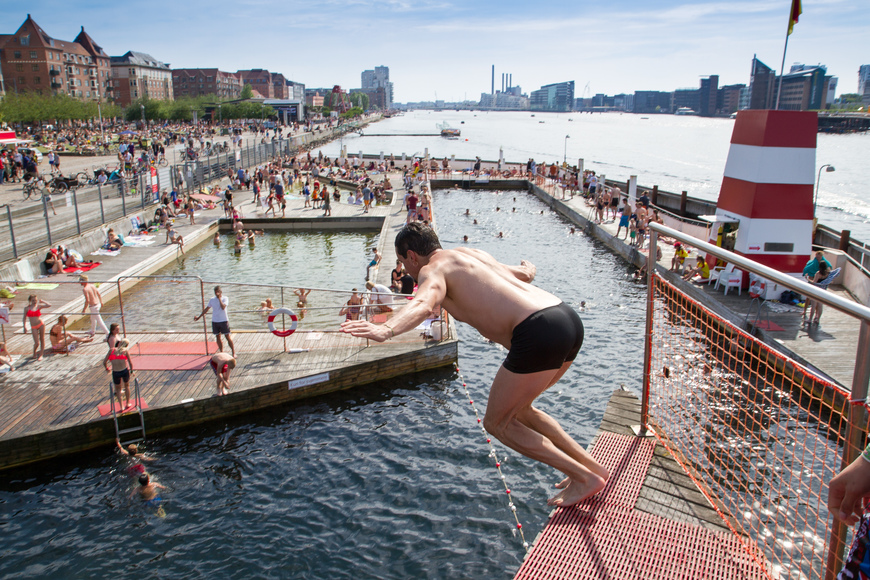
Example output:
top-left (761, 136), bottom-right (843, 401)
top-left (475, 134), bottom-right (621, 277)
top-left (49, 315), bottom-right (94, 353)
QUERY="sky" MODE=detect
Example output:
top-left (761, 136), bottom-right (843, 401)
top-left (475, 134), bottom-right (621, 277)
top-left (1, 0), bottom-right (866, 102)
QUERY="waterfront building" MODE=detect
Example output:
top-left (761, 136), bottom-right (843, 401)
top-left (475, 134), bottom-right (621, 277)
top-left (776, 65), bottom-right (830, 111)
top-left (718, 84), bottom-right (745, 115)
top-left (109, 51), bottom-right (172, 107)
top-left (0, 15), bottom-right (112, 100)
top-left (285, 79), bottom-right (305, 102)
top-left (699, 75), bottom-right (718, 116)
top-left (235, 69), bottom-right (289, 99)
top-left (672, 88), bottom-right (701, 113)
top-left (351, 87), bottom-right (388, 109)
top-left (171, 68), bottom-right (241, 99)
top-left (479, 90), bottom-right (530, 110)
top-left (858, 65), bottom-right (870, 105)
top-left (361, 66), bottom-right (393, 107)
top-left (747, 55), bottom-right (777, 110)
top-left (530, 81), bottom-right (574, 112)
top-left (632, 90), bottom-right (672, 114)
top-left (0, 67), bottom-right (5, 97)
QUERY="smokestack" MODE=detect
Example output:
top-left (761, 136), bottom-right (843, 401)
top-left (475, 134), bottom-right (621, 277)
top-left (502, 73), bottom-right (505, 93)
top-left (509, 74), bottom-right (512, 90)
top-left (491, 65), bottom-right (495, 95)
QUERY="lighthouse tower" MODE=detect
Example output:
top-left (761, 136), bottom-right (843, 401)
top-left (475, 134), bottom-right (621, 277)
top-left (713, 110), bottom-right (817, 278)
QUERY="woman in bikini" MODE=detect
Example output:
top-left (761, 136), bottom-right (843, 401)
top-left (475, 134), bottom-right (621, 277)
top-left (49, 315), bottom-right (94, 353)
top-left (104, 338), bottom-right (134, 409)
top-left (339, 289), bottom-right (362, 321)
top-left (22, 294), bottom-right (51, 360)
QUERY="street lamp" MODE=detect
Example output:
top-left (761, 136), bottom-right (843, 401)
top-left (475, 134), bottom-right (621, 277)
top-left (814, 164), bottom-right (835, 217)
top-left (218, 104), bottom-right (222, 124)
top-left (140, 104), bottom-right (145, 125)
top-left (563, 135), bottom-right (570, 164)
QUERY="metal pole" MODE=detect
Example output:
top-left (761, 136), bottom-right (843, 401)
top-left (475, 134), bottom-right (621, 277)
top-left (117, 279), bottom-right (127, 337)
top-left (825, 320), bottom-right (870, 579)
top-left (634, 229), bottom-right (658, 437)
top-left (72, 188), bottom-right (81, 235)
top-left (42, 193), bottom-right (52, 247)
top-left (6, 206), bottom-right (18, 260)
top-left (200, 279), bottom-right (208, 354)
top-left (281, 287), bottom-right (287, 353)
top-left (97, 183), bottom-right (105, 223)
top-left (121, 179), bottom-right (127, 216)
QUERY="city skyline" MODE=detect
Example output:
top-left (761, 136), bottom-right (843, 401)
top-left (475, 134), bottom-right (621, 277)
top-left (0, 0), bottom-right (865, 102)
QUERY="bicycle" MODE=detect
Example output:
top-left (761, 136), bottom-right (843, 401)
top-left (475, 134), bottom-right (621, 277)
top-left (22, 176), bottom-right (46, 200)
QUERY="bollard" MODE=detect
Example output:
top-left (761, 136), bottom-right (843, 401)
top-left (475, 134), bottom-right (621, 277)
top-left (651, 185), bottom-right (658, 206)
top-left (839, 230), bottom-right (851, 252)
top-left (680, 190), bottom-right (688, 216)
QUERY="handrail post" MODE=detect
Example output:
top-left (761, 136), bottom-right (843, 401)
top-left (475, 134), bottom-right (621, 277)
top-left (117, 279), bottom-right (127, 337)
top-left (120, 178), bottom-right (127, 216)
top-left (634, 228), bottom-right (658, 437)
top-left (200, 278), bottom-right (208, 353)
top-left (281, 287), bottom-right (287, 353)
top-left (72, 188), bottom-right (81, 235)
top-left (97, 182), bottom-right (105, 223)
top-left (825, 320), bottom-right (870, 579)
top-left (42, 193), bottom-right (52, 247)
top-left (6, 205), bottom-right (18, 260)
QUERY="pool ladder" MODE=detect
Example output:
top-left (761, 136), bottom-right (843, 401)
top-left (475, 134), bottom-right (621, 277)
top-left (109, 376), bottom-right (146, 446)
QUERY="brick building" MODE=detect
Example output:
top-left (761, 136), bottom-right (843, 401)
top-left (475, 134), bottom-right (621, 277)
top-left (0, 15), bottom-right (112, 100)
top-left (110, 51), bottom-right (172, 106)
top-left (235, 69), bottom-right (289, 99)
top-left (171, 68), bottom-right (241, 99)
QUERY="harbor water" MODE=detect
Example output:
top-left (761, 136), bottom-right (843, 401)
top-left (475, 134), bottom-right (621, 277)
top-left (322, 110), bottom-right (870, 242)
top-left (0, 189), bottom-right (649, 579)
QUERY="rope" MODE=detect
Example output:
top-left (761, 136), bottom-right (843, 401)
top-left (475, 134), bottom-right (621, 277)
top-left (454, 362), bottom-right (529, 552)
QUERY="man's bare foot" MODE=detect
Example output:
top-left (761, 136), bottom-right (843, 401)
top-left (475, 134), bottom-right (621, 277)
top-left (37, 356), bottom-right (43, 361)
top-left (547, 475), bottom-right (607, 507)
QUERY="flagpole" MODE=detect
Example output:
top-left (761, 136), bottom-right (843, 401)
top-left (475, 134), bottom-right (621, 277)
top-left (773, 33), bottom-right (791, 111)
top-left (775, 29), bottom-right (790, 110)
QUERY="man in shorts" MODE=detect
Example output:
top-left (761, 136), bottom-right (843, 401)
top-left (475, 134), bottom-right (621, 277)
top-left (341, 223), bottom-right (609, 507)
top-left (194, 286), bottom-right (235, 357)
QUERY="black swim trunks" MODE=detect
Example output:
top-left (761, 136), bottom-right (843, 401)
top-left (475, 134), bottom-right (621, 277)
top-left (503, 303), bottom-right (584, 374)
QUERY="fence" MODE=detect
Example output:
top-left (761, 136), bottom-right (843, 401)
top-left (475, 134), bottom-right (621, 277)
top-left (640, 223), bottom-right (870, 580)
top-left (0, 170), bottom-right (168, 263)
top-left (0, 276), bottom-right (450, 354)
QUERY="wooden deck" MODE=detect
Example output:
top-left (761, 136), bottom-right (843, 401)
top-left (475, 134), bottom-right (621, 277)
top-left (0, 170), bottom-right (461, 469)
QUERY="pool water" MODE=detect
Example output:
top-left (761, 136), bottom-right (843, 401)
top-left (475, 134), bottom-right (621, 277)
top-left (95, 230), bottom-right (380, 333)
top-left (0, 189), bottom-right (650, 579)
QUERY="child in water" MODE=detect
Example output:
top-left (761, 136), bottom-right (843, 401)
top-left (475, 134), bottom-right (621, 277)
top-left (234, 239), bottom-right (242, 255)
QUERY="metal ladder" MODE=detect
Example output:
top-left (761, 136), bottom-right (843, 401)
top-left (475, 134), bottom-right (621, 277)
top-left (110, 376), bottom-right (146, 446)
top-left (744, 297), bottom-right (773, 332)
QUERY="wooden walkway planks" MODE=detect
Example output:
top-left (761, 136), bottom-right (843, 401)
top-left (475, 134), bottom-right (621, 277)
top-left (594, 388), bottom-right (733, 534)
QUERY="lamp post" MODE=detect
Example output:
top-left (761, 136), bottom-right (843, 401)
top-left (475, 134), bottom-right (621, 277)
top-left (140, 104), bottom-right (145, 126)
top-left (97, 101), bottom-right (105, 148)
top-left (563, 135), bottom-right (570, 164)
top-left (814, 164), bottom-right (835, 217)
top-left (218, 104), bottom-right (222, 124)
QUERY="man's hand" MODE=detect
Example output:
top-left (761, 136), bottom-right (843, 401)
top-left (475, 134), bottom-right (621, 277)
top-left (828, 455), bottom-right (870, 525)
top-left (521, 260), bottom-right (537, 283)
top-left (340, 320), bottom-right (391, 342)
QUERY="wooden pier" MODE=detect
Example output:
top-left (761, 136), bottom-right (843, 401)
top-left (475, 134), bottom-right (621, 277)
top-left (0, 171), bottom-right (459, 469)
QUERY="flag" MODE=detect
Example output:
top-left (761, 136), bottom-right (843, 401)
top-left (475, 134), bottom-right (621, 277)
top-left (787, 0), bottom-right (802, 35)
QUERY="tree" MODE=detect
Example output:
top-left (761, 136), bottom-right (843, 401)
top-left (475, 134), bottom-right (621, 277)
top-left (241, 84), bottom-right (254, 100)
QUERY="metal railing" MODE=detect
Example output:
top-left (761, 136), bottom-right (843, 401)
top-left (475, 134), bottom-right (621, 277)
top-left (0, 276), bottom-right (450, 354)
top-left (639, 222), bottom-right (870, 579)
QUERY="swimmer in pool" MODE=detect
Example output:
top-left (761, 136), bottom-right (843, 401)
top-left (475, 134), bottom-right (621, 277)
top-left (341, 223), bottom-right (609, 507)
top-left (132, 473), bottom-right (166, 517)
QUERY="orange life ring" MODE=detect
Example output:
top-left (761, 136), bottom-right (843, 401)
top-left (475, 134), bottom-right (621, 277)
top-left (267, 307), bottom-right (298, 337)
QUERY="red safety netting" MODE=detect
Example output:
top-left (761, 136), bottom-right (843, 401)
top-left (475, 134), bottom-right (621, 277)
top-left (647, 274), bottom-right (868, 580)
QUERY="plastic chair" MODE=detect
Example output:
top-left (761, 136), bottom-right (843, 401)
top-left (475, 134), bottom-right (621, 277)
top-left (722, 268), bottom-right (743, 296)
top-left (713, 264), bottom-right (735, 291)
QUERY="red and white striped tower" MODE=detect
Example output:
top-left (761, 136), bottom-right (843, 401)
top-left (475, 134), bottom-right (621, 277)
top-left (714, 110), bottom-right (817, 276)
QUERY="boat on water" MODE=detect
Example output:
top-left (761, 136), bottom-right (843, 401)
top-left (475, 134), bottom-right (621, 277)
top-left (675, 107), bottom-right (697, 116)
top-left (437, 122), bottom-right (461, 138)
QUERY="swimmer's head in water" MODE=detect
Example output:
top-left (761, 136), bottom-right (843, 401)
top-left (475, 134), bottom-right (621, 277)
top-left (139, 474), bottom-right (149, 486)
top-left (128, 444), bottom-right (138, 455)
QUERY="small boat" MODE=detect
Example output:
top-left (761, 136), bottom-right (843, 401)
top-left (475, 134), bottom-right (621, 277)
top-left (675, 107), bottom-right (697, 116)
top-left (568, 118), bottom-right (573, 121)
top-left (539, 121), bottom-right (545, 124)
top-left (460, 121), bottom-right (465, 124)
top-left (640, 117), bottom-right (649, 120)
top-left (531, 114), bottom-right (535, 117)
top-left (437, 122), bottom-right (461, 137)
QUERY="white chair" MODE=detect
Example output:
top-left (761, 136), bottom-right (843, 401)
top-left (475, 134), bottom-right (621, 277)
top-left (712, 264), bottom-right (735, 291)
top-left (723, 268), bottom-right (743, 296)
